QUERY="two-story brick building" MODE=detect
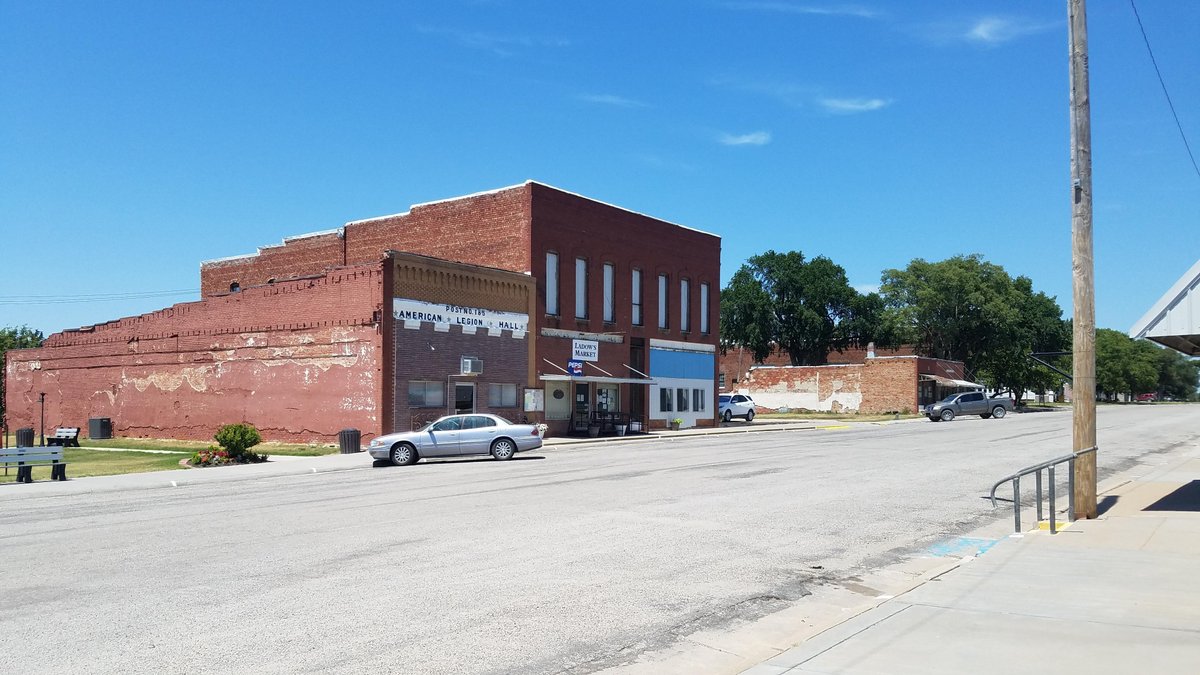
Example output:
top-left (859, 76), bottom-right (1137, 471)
top-left (4, 182), bottom-right (721, 442)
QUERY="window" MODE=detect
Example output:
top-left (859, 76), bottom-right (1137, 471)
top-left (680, 278), bottom-right (690, 332)
top-left (718, 372), bottom-right (726, 389)
top-left (408, 381), bottom-right (445, 408)
top-left (658, 274), bottom-right (669, 329)
top-left (700, 283), bottom-right (710, 334)
top-left (575, 257), bottom-right (588, 319)
top-left (659, 387), bottom-right (673, 412)
top-left (546, 252), bottom-right (559, 315)
top-left (693, 389), bottom-right (706, 411)
top-left (603, 263), bottom-right (615, 322)
top-left (229, 282), bottom-right (240, 293)
top-left (488, 383), bottom-right (518, 408)
top-left (431, 417), bottom-right (463, 431)
top-left (677, 388), bottom-right (689, 412)
top-left (463, 415), bottom-right (496, 429)
top-left (632, 269), bottom-right (643, 325)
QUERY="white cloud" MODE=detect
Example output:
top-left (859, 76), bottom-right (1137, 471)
top-left (415, 25), bottom-right (569, 56)
top-left (964, 16), bottom-right (1058, 45)
top-left (578, 93), bottom-right (649, 108)
top-left (721, 2), bottom-right (880, 19)
top-left (719, 131), bottom-right (772, 146)
top-left (819, 97), bottom-right (892, 114)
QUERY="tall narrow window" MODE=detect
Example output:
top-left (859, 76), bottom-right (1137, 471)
top-left (575, 257), bottom-right (588, 319)
top-left (603, 263), bottom-right (615, 323)
top-left (700, 283), bottom-right (710, 334)
top-left (658, 274), bottom-right (669, 329)
top-left (632, 269), bottom-right (643, 325)
top-left (680, 278), bottom-right (690, 332)
top-left (546, 252), bottom-right (559, 315)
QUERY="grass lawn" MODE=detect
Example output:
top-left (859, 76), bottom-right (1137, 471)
top-left (76, 437), bottom-right (339, 456)
top-left (0, 448), bottom-right (187, 484)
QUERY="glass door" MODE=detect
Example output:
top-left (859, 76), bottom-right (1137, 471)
top-left (455, 383), bottom-right (475, 414)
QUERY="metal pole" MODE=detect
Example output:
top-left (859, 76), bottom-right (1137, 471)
top-left (1049, 465), bottom-right (1057, 534)
top-left (1068, 457), bottom-right (1077, 522)
top-left (1035, 470), bottom-right (1044, 523)
top-left (1068, 0), bottom-right (1097, 519)
top-left (1013, 476), bottom-right (1021, 533)
top-left (39, 392), bottom-right (46, 447)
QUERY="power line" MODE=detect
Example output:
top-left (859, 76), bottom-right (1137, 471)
top-left (0, 289), bottom-right (198, 306)
top-left (1129, 0), bottom-right (1200, 181)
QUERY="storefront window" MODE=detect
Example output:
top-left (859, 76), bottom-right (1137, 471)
top-left (408, 381), bottom-right (445, 407)
top-left (677, 388), bottom-right (689, 412)
top-left (659, 387), bottom-right (673, 412)
top-left (693, 389), bottom-right (705, 411)
top-left (488, 383), bottom-right (518, 407)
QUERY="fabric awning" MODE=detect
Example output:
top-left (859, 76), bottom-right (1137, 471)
top-left (538, 374), bottom-right (657, 385)
top-left (920, 374), bottom-right (985, 389)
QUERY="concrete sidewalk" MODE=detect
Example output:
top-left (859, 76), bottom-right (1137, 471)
top-left (740, 444), bottom-right (1200, 675)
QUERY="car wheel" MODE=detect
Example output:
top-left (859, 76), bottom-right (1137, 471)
top-left (491, 438), bottom-right (517, 461)
top-left (981, 413), bottom-right (992, 419)
top-left (722, 410), bottom-right (733, 423)
top-left (992, 406), bottom-right (1007, 419)
top-left (391, 443), bottom-right (419, 466)
top-left (928, 415), bottom-right (939, 422)
top-left (939, 409), bottom-right (955, 422)
top-left (745, 410), bottom-right (755, 422)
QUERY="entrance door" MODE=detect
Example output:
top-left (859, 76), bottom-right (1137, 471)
top-left (573, 382), bottom-right (590, 432)
top-left (455, 383), bottom-right (475, 414)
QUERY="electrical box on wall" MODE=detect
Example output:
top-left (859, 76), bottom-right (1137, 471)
top-left (461, 356), bottom-right (483, 375)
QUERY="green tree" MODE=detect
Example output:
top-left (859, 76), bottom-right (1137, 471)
top-left (720, 250), bottom-right (885, 365)
top-left (880, 255), bottom-right (1069, 396)
top-left (1157, 348), bottom-right (1200, 400)
top-left (1, 326), bottom-right (45, 423)
top-left (1095, 329), bottom-right (1159, 399)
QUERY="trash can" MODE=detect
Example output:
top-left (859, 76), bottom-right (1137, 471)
top-left (89, 417), bottom-right (113, 440)
top-left (338, 428), bottom-right (362, 454)
top-left (16, 427), bottom-right (35, 447)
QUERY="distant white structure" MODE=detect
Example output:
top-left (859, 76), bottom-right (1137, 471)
top-left (1130, 258), bottom-right (1200, 355)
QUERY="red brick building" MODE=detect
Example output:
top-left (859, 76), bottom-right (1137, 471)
top-left (4, 182), bottom-right (721, 442)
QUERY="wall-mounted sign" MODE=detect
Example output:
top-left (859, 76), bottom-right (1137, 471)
top-left (393, 298), bottom-right (528, 332)
top-left (567, 359), bottom-right (584, 376)
top-left (572, 339), bottom-right (599, 362)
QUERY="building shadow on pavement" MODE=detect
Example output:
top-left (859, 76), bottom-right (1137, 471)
top-left (1143, 480), bottom-right (1200, 512)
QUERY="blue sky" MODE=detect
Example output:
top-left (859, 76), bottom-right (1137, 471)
top-left (2, 1), bottom-right (1197, 339)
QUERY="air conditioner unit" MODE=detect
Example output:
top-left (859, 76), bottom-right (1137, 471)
top-left (461, 356), bottom-right (483, 375)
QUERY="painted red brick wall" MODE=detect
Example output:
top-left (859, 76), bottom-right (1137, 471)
top-left (859, 357), bottom-right (919, 414)
top-left (4, 265), bottom-right (385, 443)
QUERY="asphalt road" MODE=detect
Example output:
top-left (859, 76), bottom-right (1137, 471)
top-left (4, 405), bottom-right (1199, 674)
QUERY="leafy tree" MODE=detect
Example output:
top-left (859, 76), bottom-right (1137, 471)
top-left (214, 423), bottom-right (262, 460)
top-left (1157, 348), bottom-right (1200, 400)
top-left (1, 326), bottom-right (45, 423)
top-left (1095, 329), bottom-right (1159, 399)
top-left (880, 255), bottom-right (1069, 396)
top-left (720, 250), bottom-right (887, 365)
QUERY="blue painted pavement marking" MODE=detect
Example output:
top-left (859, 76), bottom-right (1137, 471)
top-left (926, 536), bottom-right (1001, 558)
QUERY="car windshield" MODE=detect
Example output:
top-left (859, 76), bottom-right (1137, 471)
top-left (940, 394), bottom-right (959, 403)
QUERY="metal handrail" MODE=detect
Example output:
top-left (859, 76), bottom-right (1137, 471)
top-left (989, 446), bottom-right (1097, 534)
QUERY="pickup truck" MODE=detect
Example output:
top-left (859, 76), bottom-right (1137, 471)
top-left (925, 391), bottom-right (1014, 422)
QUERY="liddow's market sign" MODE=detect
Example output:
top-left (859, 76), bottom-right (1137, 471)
top-left (393, 298), bottom-right (528, 332)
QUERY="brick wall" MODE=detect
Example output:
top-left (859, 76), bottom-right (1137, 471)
top-left (735, 356), bottom-right (950, 414)
top-left (200, 185), bottom-right (532, 297)
top-left (4, 265), bottom-right (385, 443)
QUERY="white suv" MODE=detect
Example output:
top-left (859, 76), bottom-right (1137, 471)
top-left (719, 394), bottom-right (756, 422)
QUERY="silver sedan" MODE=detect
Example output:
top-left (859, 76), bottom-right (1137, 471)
top-left (367, 414), bottom-right (543, 465)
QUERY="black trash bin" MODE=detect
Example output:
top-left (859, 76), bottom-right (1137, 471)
top-left (16, 427), bottom-right (35, 447)
top-left (338, 428), bottom-right (362, 454)
top-left (89, 417), bottom-right (113, 440)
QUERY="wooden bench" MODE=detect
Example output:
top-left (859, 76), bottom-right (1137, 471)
top-left (46, 427), bottom-right (81, 448)
top-left (1, 447), bottom-right (68, 483)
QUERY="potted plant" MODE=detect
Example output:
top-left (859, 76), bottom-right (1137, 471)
top-left (615, 423), bottom-right (627, 436)
top-left (587, 423), bottom-right (601, 437)
top-left (535, 423), bottom-right (549, 438)
top-left (670, 418), bottom-right (683, 431)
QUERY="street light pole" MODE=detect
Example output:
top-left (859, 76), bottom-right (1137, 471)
top-left (1069, 0), bottom-right (1097, 519)
top-left (39, 392), bottom-right (46, 447)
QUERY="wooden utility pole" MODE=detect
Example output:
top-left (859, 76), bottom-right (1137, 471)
top-left (1069, 0), bottom-right (1097, 519)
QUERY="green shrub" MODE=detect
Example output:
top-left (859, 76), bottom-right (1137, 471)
top-left (214, 423), bottom-right (262, 459)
